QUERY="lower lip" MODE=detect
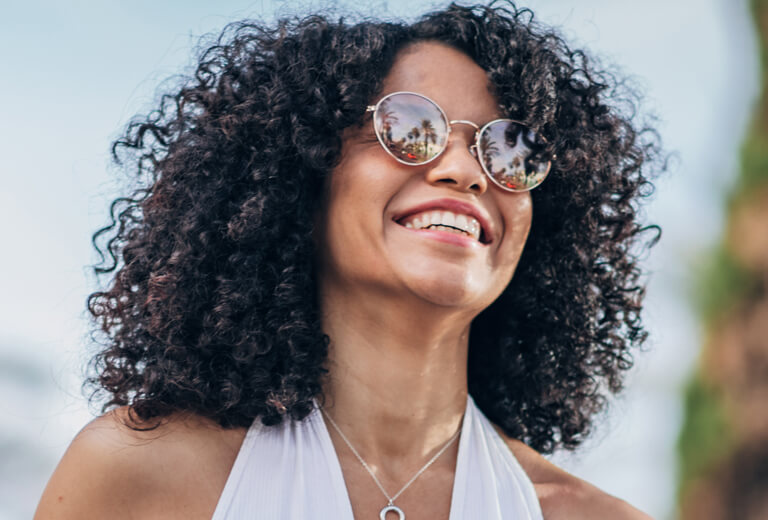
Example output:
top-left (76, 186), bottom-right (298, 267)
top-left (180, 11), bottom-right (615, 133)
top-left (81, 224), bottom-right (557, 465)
top-left (398, 224), bottom-right (484, 248)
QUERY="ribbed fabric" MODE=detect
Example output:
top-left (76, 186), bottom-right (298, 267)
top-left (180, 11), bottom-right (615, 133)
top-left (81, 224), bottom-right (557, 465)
top-left (211, 395), bottom-right (543, 519)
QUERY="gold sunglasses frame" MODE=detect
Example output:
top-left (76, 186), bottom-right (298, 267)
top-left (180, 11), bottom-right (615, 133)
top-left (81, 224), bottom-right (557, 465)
top-left (366, 91), bottom-right (554, 193)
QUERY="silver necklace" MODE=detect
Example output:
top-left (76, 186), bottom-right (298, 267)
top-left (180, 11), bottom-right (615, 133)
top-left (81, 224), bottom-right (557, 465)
top-left (319, 406), bottom-right (462, 520)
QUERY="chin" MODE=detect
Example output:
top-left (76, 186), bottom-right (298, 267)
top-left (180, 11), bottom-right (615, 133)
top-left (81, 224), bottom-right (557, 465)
top-left (404, 272), bottom-right (497, 309)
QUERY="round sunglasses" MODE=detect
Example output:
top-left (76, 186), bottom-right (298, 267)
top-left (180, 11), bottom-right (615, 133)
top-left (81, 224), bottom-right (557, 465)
top-left (366, 91), bottom-right (553, 192)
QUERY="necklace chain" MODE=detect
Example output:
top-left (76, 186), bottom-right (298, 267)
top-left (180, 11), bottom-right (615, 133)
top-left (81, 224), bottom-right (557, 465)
top-left (319, 406), bottom-right (462, 506)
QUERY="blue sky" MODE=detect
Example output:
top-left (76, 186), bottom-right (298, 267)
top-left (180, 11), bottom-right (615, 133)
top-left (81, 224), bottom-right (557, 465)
top-left (0, 1), bottom-right (759, 518)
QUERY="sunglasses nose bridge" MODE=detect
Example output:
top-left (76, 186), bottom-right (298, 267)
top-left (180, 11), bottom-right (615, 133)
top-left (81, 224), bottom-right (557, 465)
top-left (448, 119), bottom-right (480, 147)
top-left (448, 120), bottom-right (480, 133)
top-left (447, 120), bottom-right (482, 161)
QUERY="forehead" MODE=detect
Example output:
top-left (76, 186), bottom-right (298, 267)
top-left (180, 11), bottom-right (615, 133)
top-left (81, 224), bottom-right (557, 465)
top-left (379, 41), bottom-right (502, 122)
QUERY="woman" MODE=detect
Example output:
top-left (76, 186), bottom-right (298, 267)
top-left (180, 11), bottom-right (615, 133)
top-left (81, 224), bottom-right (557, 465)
top-left (35, 2), bottom-right (661, 519)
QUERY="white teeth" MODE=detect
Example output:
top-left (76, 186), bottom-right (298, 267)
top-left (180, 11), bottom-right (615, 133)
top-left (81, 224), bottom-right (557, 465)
top-left (469, 219), bottom-right (480, 237)
top-left (400, 209), bottom-right (483, 241)
top-left (455, 214), bottom-right (468, 230)
top-left (440, 211), bottom-right (456, 227)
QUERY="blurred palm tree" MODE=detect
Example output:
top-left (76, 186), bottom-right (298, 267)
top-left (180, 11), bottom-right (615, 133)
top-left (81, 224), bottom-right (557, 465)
top-left (406, 126), bottom-right (421, 159)
top-left (378, 105), bottom-right (398, 147)
top-left (420, 118), bottom-right (437, 157)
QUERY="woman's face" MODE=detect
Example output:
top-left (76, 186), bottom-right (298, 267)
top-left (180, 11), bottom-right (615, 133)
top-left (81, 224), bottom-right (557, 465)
top-left (317, 41), bottom-right (533, 313)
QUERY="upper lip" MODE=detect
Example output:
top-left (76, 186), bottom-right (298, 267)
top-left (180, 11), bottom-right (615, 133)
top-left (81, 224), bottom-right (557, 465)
top-left (393, 198), bottom-right (495, 244)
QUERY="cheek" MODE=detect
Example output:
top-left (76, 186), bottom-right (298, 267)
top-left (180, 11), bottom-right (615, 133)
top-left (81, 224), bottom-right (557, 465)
top-left (497, 193), bottom-right (533, 267)
top-left (318, 170), bottom-right (357, 260)
top-left (513, 197), bottom-right (533, 242)
top-left (315, 157), bottom-right (394, 279)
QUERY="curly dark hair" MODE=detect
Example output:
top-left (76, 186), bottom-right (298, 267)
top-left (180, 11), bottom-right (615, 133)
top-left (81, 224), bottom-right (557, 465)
top-left (86, 1), bottom-right (663, 453)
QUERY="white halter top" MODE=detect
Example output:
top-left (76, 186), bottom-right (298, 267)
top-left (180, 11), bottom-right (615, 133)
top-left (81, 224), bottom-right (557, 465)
top-left (212, 395), bottom-right (543, 519)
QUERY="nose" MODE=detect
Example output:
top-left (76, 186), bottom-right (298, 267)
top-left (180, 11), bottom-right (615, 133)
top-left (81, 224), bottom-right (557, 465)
top-left (424, 127), bottom-right (488, 195)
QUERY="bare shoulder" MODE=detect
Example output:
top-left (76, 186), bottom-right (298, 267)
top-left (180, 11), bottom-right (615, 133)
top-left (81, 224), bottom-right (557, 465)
top-left (493, 426), bottom-right (653, 520)
top-left (34, 407), bottom-right (248, 520)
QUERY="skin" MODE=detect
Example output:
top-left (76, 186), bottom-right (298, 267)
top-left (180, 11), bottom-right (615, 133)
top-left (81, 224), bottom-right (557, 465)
top-left (314, 40), bottom-right (533, 519)
top-left (34, 42), bottom-right (653, 520)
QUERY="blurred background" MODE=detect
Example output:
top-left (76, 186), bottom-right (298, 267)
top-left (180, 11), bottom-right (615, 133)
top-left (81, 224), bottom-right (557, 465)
top-left (0, 1), bottom-right (764, 519)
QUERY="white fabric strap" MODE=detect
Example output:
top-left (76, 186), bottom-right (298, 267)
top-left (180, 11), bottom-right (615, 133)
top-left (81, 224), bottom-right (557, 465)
top-left (211, 395), bottom-right (543, 520)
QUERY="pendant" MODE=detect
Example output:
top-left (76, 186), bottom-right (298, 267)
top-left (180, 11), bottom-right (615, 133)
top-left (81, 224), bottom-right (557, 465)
top-left (379, 504), bottom-right (405, 520)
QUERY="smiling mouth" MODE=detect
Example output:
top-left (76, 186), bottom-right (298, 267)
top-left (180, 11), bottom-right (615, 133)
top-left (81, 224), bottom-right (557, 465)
top-left (395, 210), bottom-right (490, 244)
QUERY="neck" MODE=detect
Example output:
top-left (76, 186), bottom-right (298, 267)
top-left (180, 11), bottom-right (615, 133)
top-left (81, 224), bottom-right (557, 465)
top-left (319, 281), bottom-right (471, 472)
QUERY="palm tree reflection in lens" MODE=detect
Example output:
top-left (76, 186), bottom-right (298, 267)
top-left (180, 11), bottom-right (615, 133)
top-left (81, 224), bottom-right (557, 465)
top-left (372, 92), bottom-right (551, 191)
top-left (479, 121), bottom-right (550, 191)
top-left (375, 94), bottom-right (447, 164)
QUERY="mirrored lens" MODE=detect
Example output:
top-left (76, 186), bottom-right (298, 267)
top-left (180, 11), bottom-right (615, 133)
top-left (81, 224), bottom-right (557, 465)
top-left (373, 93), bottom-right (449, 164)
top-left (478, 120), bottom-right (551, 191)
